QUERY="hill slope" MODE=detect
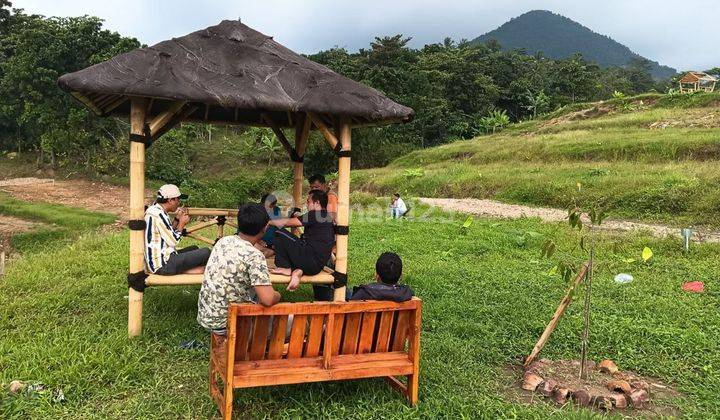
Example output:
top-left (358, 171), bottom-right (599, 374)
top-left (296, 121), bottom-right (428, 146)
top-left (354, 92), bottom-right (720, 227)
top-left (472, 10), bottom-right (676, 80)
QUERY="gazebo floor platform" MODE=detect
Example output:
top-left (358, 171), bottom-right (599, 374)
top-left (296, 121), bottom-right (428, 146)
top-left (145, 271), bottom-right (334, 286)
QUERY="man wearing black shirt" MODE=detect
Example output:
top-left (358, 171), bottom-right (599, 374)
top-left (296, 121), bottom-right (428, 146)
top-left (268, 189), bottom-right (335, 291)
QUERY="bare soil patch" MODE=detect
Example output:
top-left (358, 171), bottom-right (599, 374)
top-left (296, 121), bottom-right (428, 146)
top-left (503, 359), bottom-right (682, 416)
top-left (419, 197), bottom-right (720, 243)
top-left (0, 214), bottom-right (45, 254)
top-left (541, 105), bottom-right (614, 128)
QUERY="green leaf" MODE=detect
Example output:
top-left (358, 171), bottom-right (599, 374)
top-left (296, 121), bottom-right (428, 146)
top-left (462, 216), bottom-right (474, 229)
top-left (623, 258), bottom-right (636, 264)
top-left (548, 265), bottom-right (558, 276)
top-left (642, 247), bottom-right (654, 262)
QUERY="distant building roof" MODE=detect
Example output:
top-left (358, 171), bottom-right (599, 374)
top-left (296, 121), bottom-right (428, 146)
top-left (679, 72), bottom-right (719, 84)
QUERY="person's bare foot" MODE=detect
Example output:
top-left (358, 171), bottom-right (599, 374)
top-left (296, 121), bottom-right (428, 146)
top-left (271, 267), bottom-right (291, 276)
top-left (287, 269), bottom-right (303, 291)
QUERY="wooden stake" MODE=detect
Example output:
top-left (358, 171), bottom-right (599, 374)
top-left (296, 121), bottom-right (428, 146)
top-left (523, 263), bottom-right (589, 368)
top-left (128, 97), bottom-right (149, 338)
top-left (333, 117), bottom-right (351, 302)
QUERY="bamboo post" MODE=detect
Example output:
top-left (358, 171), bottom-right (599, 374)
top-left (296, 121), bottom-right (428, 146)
top-left (333, 117), bottom-right (351, 301)
top-left (523, 263), bottom-right (589, 368)
top-left (128, 97), bottom-right (149, 337)
top-left (292, 114), bottom-right (310, 235)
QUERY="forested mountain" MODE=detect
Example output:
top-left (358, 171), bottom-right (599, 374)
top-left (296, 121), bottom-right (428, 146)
top-left (472, 10), bottom-right (676, 80)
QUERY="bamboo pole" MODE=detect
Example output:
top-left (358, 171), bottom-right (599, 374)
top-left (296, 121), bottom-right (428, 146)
top-left (523, 263), bottom-right (589, 368)
top-left (308, 113), bottom-right (338, 150)
top-left (185, 219), bottom-right (219, 234)
top-left (333, 117), bottom-right (351, 301)
top-left (292, 114), bottom-right (311, 235)
top-left (128, 97), bottom-right (149, 337)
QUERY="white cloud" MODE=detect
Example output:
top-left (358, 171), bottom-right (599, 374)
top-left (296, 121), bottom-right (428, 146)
top-left (12, 0), bottom-right (719, 70)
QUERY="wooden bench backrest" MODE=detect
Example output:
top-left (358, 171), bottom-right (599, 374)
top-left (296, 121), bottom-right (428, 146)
top-left (227, 298), bottom-right (421, 362)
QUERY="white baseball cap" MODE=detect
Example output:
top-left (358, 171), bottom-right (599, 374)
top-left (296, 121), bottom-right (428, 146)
top-left (157, 184), bottom-right (188, 200)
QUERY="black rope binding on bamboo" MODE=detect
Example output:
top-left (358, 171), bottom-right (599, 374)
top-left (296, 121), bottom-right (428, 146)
top-left (333, 141), bottom-right (342, 155)
top-left (127, 219), bottom-right (146, 231)
top-left (332, 271), bottom-right (348, 288)
top-left (181, 228), bottom-right (188, 236)
top-left (129, 123), bottom-right (152, 146)
top-left (290, 150), bottom-right (304, 163)
top-left (334, 225), bottom-right (349, 235)
top-left (216, 215), bottom-right (226, 226)
top-left (127, 271), bottom-right (148, 292)
top-left (337, 150), bottom-right (352, 158)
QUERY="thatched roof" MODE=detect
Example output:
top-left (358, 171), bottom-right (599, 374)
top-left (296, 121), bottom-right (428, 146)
top-left (57, 20), bottom-right (413, 128)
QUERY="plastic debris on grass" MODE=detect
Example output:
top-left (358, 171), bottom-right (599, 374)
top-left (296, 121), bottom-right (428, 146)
top-left (682, 281), bottom-right (704, 293)
top-left (615, 273), bottom-right (634, 284)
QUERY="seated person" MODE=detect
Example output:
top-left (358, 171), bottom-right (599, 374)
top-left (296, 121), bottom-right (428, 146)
top-left (390, 193), bottom-right (408, 219)
top-left (254, 193), bottom-right (281, 258)
top-left (350, 252), bottom-right (414, 302)
top-left (144, 184), bottom-right (210, 275)
top-left (308, 174), bottom-right (338, 218)
top-left (268, 189), bottom-right (335, 293)
top-left (197, 203), bottom-right (281, 335)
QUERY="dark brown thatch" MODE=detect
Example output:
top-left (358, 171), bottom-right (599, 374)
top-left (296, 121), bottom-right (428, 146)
top-left (57, 20), bottom-right (413, 128)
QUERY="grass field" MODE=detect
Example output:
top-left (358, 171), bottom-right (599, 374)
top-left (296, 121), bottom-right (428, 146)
top-left (2, 204), bottom-right (719, 418)
top-left (0, 193), bottom-right (116, 253)
top-left (354, 93), bottom-right (720, 228)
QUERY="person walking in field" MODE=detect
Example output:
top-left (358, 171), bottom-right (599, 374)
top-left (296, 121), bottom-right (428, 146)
top-left (144, 184), bottom-right (211, 275)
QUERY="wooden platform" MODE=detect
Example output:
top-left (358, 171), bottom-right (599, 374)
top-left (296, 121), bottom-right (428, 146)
top-left (145, 271), bottom-right (334, 286)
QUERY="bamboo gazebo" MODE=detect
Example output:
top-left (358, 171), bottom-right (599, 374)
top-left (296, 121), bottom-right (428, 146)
top-left (57, 20), bottom-right (413, 337)
top-left (678, 72), bottom-right (717, 93)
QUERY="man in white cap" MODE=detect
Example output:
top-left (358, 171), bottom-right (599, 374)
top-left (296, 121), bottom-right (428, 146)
top-left (144, 184), bottom-right (211, 275)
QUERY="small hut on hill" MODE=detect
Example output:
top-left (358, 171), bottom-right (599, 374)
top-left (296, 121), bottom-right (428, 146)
top-left (58, 20), bottom-right (413, 337)
top-left (678, 72), bottom-right (717, 93)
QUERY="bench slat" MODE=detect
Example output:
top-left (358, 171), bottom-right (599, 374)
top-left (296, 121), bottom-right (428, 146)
top-left (304, 314), bottom-right (325, 357)
top-left (233, 353), bottom-right (413, 388)
top-left (392, 311), bottom-right (411, 352)
top-left (267, 315), bottom-right (288, 360)
top-left (341, 313), bottom-right (362, 355)
top-left (375, 311), bottom-right (394, 352)
top-left (286, 315), bottom-right (307, 358)
top-left (249, 316), bottom-right (271, 360)
top-left (331, 314), bottom-right (345, 356)
top-left (234, 318), bottom-right (252, 362)
top-left (357, 312), bottom-right (377, 354)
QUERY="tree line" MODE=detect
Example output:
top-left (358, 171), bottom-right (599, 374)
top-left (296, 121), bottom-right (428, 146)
top-left (0, 3), bottom-right (696, 176)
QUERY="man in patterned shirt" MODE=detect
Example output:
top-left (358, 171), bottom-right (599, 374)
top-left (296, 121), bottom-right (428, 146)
top-left (144, 184), bottom-right (211, 275)
top-left (197, 203), bottom-right (281, 334)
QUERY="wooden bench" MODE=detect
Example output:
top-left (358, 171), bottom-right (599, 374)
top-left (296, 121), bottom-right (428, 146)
top-left (209, 298), bottom-right (422, 419)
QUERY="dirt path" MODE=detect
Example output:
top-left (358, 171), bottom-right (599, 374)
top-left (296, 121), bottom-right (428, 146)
top-left (419, 197), bottom-right (720, 243)
top-left (0, 177), bottom-right (154, 221)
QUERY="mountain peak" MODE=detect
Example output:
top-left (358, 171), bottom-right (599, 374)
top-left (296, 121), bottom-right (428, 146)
top-left (472, 11), bottom-right (676, 79)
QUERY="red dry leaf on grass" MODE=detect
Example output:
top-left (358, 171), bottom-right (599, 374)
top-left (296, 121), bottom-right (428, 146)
top-left (682, 281), bottom-right (704, 293)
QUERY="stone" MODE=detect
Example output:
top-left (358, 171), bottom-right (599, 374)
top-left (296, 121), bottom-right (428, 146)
top-left (521, 372), bottom-right (544, 391)
top-left (598, 359), bottom-right (618, 375)
top-left (609, 392), bottom-right (628, 409)
top-left (553, 387), bottom-right (571, 405)
top-left (592, 395), bottom-right (613, 411)
top-left (539, 379), bottom-right (557, 397)
top-left (571, 389), bottom-right (591, 406)
top-left (607, 379), bottom-right (632, 394)
top-left (8, 380), bottom-right (25, 394)
top-left (629, 389), bottom-right (649, 408)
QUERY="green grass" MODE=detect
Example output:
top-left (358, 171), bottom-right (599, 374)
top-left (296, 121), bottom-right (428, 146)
top-left (354, 93), bottom-right (720, 228)
top-left (0, 193), bottom-right (116, 253)
top-left (1, 209), bottom-right (719, 418)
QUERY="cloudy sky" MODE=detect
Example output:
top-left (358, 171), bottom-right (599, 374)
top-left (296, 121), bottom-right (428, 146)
top-left (12, 0), bottom-right (719, 71)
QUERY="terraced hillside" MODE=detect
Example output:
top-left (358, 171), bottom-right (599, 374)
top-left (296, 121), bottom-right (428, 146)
top-left (355, 93), bottom-right (720, 228)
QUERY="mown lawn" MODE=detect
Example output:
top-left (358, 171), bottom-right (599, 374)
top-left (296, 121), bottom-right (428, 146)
top-left (354, 96), bottom-right (720, 228)
top-left (1, 208), bottom-right (719, 418)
